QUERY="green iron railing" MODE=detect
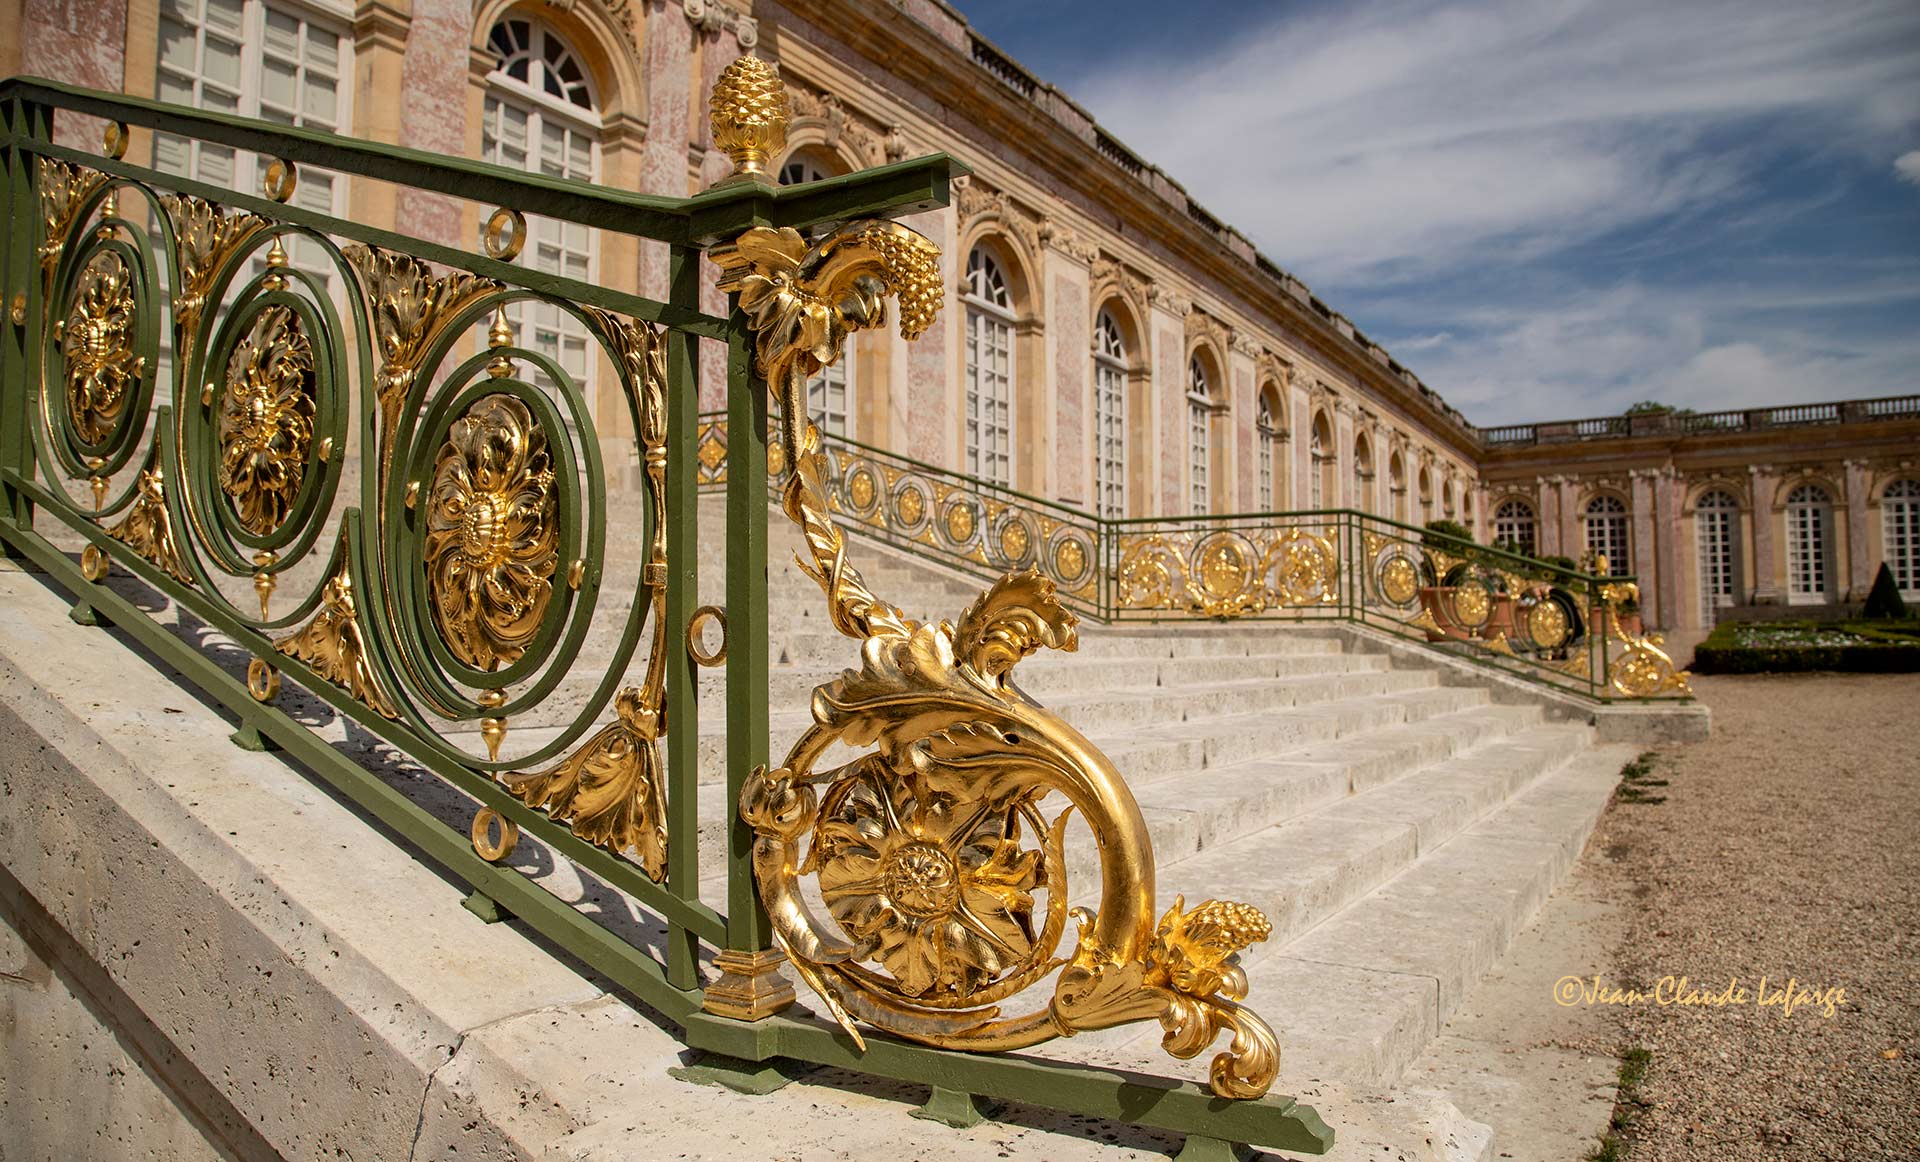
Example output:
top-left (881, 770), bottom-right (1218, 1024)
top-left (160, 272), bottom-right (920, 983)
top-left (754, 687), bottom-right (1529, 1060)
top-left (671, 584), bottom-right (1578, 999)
top-left (698, 416), bottom-right (1694, 701)
top-left (0, 77), bottom-right (1336, 1159)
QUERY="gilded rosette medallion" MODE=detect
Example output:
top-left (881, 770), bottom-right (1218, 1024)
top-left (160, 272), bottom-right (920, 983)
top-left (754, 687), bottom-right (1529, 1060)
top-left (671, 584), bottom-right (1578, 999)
top-left (424, 394), bottom-right (559, 671)
top-left (63, 250), bottom-right (145, 446)
top-left (217, 305), bottom-right (316, 535)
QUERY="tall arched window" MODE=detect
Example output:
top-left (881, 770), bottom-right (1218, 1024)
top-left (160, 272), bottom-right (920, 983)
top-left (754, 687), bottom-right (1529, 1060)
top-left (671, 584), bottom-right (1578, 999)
top-left (484, 17), bottom-right (599, 403)
top-left (1417, 466), bottom-right (1433, 523)
top-left (963, 247), bottom-right (1014, 485)
top-left (1186, 356), bottom-right (1212, 515)
top-left (1886, 479), bottom-right (1920, 597)
top-left (1091, 309), bottom-right (1128, 519)
top-left (780, 153), bottom-right (850, 437)
top-left (1696, 489), bottom-right (1740, 625)
top-left (1494, 499), bottom-right (1536, 556)
top-left (1388, 452), bottom-right (1406, 522)
top-left (1255, 385), bottom-right (1283, 510)
top-left (1442, 479), bottom-right (1456, 518)
top-left (1308, 412), bottom-right (1333, 510)
top-left (1352, 435), bottom-right (1373, 513)
top-left (1584, 495), bottom-right (1630, 575)
top-left (1786, 483), bottom-right (1832, 602)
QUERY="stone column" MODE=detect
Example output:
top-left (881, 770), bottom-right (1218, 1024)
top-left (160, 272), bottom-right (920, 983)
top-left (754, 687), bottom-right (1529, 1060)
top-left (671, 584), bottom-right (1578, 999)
top-left (1654, 468), bottom-right (1682, 630)
top-left (1045, 249), bottom-right (1089, 508)
top-left (1332, 403), bottom-right (1356, 508)
top-left (1630, 469), bottom-right (1659, 623)
top-left (351, 0), bottom-right (413, 233)
top-left (1844, 459), bottom-right (1873, 599)
top-left (1558, 476), bottom-right (1580, 558)
top-left (1749, 465), bottom-right (1779, 602)
top-left (1148, 289), bottom-right (1186, 516)
top-left (1538, 476), bottom-right (1560, 556)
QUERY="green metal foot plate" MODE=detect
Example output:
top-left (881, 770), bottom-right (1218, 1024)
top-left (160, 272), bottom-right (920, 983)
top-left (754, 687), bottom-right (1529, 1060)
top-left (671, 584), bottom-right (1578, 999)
top-left (667, 1051), bottom-right (794, 1096)
top-left (909, 1085), bottom-right (990, 1128)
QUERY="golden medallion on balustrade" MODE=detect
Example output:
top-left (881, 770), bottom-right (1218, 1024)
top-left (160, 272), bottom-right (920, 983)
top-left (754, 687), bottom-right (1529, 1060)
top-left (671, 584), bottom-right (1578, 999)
top-left (1380, 554), bottom-right (1419, 606)
top-left (216, 305), bottom-right (315, 535)
top-left (62, 250), bottom-right (144, 447)
top-left (423, 394), bottom-right (559, 672)
top-left (894, 483), bottom-right (926, 528)
top-left (1527, 599), bottom-right (1570, 650)
top-left (1451, 581), bottom-right (1492, 629)
top-left (1053, 537), bottom-right (1088, 585)
top-left (998, 516), bottom-right (1032, 563)
top-left (944, 500), bottom-right (976, 543)
top-left (847, 466), bottom-right (878, 511)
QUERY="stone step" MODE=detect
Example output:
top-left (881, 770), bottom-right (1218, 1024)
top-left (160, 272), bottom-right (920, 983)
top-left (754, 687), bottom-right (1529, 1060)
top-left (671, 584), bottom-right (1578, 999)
top-left (1108, 743), bottom-right (1633, 1090)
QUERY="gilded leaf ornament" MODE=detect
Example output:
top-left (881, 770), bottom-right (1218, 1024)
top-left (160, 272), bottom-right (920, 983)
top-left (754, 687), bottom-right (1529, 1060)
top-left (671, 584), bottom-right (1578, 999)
top-left (160, 195), bottom-right (266, 350)
top-left (102, 455), bottom-right (193, 585)
top-left (274, 544), bottom-right (399, 719)
top-left (216, 305), bottom-right (316, 535)
top-left (37, 159), bottom-right (108, 289)
top-left (343, 245), bottom-right (501, 434)
top-left (63, 249), bottom-right (146, 446)
top-left (711, 220), bottom-right (941, 467)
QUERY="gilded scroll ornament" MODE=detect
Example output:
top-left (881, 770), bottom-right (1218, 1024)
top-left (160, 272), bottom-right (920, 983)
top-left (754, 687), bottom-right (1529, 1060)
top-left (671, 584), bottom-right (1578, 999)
top-left (424, 393), bottom-right (559, 671)
top-left (37, 159), bottom-right (108, 287)
top-left (274, 545), bottom-right (399, 719)
top-left (710, 220), bottom-right (941, 467)
top-left (737, 426), bottom-right (1279, 1098)
top-left (62, 250), bottom-right (145, 445)
top-left (103, 458), bottom-right (192, 584)
top-left (217, 305), bottom-right (316, 535)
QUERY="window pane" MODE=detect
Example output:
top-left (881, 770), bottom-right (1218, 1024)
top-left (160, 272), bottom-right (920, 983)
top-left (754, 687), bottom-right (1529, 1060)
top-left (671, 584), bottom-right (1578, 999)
top-left (203, 35), bottom-right (242, 89)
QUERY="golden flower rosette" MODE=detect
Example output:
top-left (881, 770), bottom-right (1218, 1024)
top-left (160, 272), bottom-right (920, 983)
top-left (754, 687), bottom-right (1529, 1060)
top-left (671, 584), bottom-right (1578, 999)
top-left (715, 218), bottom-right (1281, 1100)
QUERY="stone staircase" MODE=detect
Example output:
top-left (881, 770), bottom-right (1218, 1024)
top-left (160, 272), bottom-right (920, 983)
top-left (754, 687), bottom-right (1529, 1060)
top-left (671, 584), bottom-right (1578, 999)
top-left (644, 500), bottom-right (1636, 1107)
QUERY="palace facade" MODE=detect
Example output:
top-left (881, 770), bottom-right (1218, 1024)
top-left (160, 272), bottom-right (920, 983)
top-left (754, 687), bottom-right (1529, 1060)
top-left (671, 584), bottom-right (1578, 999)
top-left (7, 0), bottom-right (1917, 654)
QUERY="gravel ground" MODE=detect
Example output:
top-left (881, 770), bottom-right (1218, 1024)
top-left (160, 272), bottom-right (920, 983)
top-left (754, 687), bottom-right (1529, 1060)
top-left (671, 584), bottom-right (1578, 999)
top-left (1589, 673), bottom-right (1920, 1161)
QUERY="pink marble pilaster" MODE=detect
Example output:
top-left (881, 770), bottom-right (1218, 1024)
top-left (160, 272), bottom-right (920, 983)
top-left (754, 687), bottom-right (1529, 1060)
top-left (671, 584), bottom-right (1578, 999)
top-left (1844, 459), bottom-right (1872, 599)
top-left (1750, 466), bottom-right (1778, 601)
top-left (1050, 271), bottom-right (1086, 507)
top-left (1653, 469), bottom-right (1680, 630)
top-left (1630, 471), bottom-right (1657, 621)
top-left (395, 0), bottom-right (468, 247)
top-left (25, 0), bottom-right (125, 146)
top-left (1156, 324), bottom-right (1180, 515)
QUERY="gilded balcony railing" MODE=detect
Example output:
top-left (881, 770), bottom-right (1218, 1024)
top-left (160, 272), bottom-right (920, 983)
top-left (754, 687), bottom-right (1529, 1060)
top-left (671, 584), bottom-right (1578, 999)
top-left (0, 73), bottom-right (1337, 1159)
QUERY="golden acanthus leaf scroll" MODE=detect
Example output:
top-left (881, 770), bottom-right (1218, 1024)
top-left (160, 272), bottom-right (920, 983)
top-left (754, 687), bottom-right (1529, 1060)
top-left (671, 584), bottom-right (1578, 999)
top-left (715, 219), bottom-right (1280, 1101)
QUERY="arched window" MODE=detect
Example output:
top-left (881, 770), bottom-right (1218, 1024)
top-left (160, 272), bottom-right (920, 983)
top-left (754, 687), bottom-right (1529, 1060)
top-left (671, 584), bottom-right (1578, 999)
top-left (963, 247), bottom-right (1014, 485)
top-left (1494, 499), bottom-right (1537, 556)
top-left (1886, 479), bottom-right (1920, 596)
top-left (1584, 495), bottom-right (1630, 575)
top-left (1696, 489), bottom-right (1740, 625)
top-left (1417, 466), bottom-right (1433, 523)
top-left (1308, 412), bottom-right (1334, 510)
top-left (1187, 356), bottom-right (1212, 515)
top-left (484, 17), bottom-right (600, 404)
top-left (1786, 483), bottom-right (1832, 602)
top-left (1352, 435), bottom-right (1373, 513)
top-left (780, 153), bottom-right (851, 437)
top-left (1091, 309), bottom-right (1128, 519)
top-left (1255, 385), bottom-right (1284, 510)
top-left (1388, 451), bottom-right (1406, 522)
top-left (1442, 479), bottom-right (1455, 518)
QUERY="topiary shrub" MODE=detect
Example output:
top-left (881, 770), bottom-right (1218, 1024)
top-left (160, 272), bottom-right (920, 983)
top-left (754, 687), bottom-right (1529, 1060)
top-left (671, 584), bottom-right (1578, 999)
top-left (1863, 563), bottom-right (1909, 620)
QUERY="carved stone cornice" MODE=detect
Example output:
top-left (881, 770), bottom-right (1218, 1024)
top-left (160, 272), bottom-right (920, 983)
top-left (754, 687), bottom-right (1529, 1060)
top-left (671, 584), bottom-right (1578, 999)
top-left (1229, 329), bottom-right (1261, 357)
top-left (788, 80), bottom-right (889, 167)
top-left (952, 175), bottom-right (1042, 261)
top-left (1146, 281), bottom-right (1190, 318)
top-left (1184, 308), bottom-right (1230, 357)
top-left (683, 0), bottom-right (755, 46)
top-left (1038, 217), bottom-right (1097, 265)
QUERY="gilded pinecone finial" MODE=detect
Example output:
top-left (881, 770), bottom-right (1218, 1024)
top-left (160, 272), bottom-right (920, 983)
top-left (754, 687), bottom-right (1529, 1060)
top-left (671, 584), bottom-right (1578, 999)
top-left (710, 55), bottom-right (789, 187)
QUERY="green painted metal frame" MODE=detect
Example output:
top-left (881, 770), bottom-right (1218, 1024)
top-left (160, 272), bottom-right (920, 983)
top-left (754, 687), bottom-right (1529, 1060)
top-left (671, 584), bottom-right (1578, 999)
top-left (0, 79), bottom-right (1336, 1156)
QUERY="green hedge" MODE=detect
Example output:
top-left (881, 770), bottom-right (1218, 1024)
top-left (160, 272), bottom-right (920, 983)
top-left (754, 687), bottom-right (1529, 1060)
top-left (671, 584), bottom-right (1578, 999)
top-left (1691, 620), bottom-right (1920, 674)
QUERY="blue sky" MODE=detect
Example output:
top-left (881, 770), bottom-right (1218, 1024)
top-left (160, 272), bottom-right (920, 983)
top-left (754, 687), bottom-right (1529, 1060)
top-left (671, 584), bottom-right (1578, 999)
top-left (954, 0), bottom-right (1920, 425)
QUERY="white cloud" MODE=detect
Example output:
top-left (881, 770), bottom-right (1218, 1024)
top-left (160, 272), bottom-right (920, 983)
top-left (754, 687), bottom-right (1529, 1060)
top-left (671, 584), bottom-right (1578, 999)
top-left (1898, 150), bottom-right (1920, 186)
top-left (1062, 0), bottom-right (1920, 419)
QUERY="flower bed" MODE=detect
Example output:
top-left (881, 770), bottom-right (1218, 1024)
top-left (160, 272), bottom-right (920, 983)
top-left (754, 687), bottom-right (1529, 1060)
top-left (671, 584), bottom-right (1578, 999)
top-left (1692, 620), bottom-right (1920, 674)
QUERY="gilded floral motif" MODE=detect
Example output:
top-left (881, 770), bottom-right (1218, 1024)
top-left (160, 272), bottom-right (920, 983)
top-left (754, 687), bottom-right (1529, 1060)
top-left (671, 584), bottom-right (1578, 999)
top-left (62, 250), bottom-right (145, 446)
top-left (424, 394), bottom-right (558, 671)
top-left (816, 763), bottom-right (1046, 999)
top-left (217, 306), bottom-right (315, 535)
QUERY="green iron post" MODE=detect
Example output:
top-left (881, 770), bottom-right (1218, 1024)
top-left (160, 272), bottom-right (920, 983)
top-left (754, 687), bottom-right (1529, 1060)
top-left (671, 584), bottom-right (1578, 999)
top-left (663, 243), bottom-right (702, 989)
top-left (0, 98), bottom-right (48, 539)
top-left (722, 303), bottom-right (771, 952)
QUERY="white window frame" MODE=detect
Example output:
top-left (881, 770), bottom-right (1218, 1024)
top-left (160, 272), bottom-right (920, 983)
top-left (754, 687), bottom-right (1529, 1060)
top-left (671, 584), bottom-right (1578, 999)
top-left (963, 248), bottom-right (1015, 486)
top-left (483, 17), bottom-right (602, 421)
top-left (1696, 489), bottom-right (1740, 624)
top-left (1584, 495), bottom-right (1631, 575)
top-left (1786, 484), bottom-right (1832, 603)
top-left (1187, 356), bottom-right (1211, 515)
top-left (1885, 479), bottom-right (1920, 597)
top-left (1494, 498), bottom-right (1537, 556)
top-left (1091, 310), bottom-right (1127, 520)
top-left (1352, 441), bottom-right (1372, 513)
top-left (1255, 395), bottom-right (1276, 510)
